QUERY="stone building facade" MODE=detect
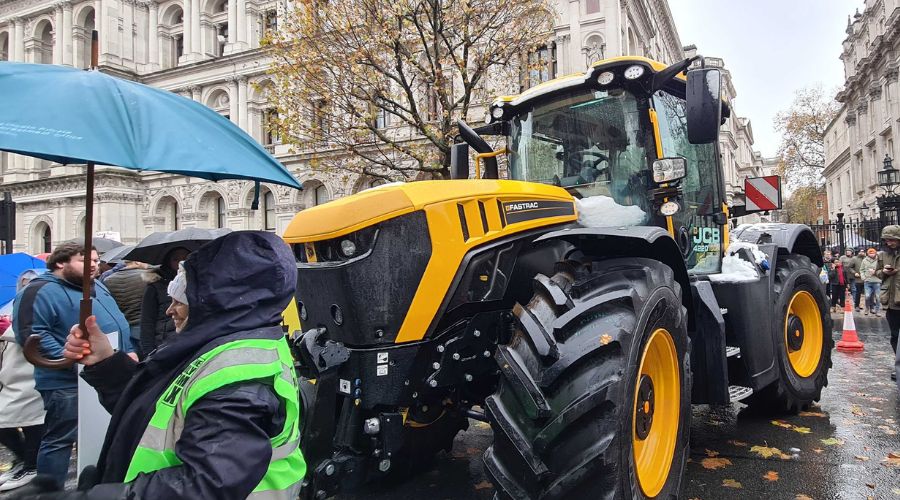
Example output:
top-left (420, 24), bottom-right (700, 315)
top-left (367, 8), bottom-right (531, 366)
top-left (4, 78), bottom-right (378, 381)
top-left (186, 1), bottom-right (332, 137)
top-left (825, 0), bottom-right (900, 221)
top-left (1, 0), bottom-right (761, 253)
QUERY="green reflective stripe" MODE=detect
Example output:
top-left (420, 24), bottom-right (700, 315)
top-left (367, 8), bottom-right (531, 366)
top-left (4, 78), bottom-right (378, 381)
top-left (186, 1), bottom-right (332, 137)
top-left (125, 337), bottom-right (305, 492)
top-left (124, 447), bottom-right (181, 482)
top-left (252, 448), bottom-right (306, 493)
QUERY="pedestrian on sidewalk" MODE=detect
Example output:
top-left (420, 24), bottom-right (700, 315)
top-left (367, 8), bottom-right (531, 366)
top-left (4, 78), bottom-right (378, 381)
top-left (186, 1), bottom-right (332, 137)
top-left (876, 225), bottom-right (900, 381)
top-left (853, 248), bottom-right (866, 310)
top-left (14, 231), bottom-right (305, 499)
top-left (822, 250), bottom-right (833, 303)
top-left (860, 248), bottom-right (882, 316)
top-left (103, 261), bottom-right (149, 360)
top-left (840, 248), bottom-right (860, 310)
top-left (828, 258), bottom-right (850, 312)
top-left (11, 243), bottom-right (133, 490)
top-left (0, 269), bottom-right (47, 492)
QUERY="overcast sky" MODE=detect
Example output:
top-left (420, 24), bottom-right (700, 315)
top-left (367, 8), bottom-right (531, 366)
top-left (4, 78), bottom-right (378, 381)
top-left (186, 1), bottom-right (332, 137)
top-left (668, 0), bottom-right (852, 157)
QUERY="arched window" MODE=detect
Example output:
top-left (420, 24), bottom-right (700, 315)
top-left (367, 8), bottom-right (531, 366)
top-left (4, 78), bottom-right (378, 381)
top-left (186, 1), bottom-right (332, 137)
top-left (42, 225), bottom-right (52, 253)
top-left (314, 185), bottom-right (329, 206)
top-left (216, 196), bottom-right (226, 228)
top-left (263, 190), bottom-right (276, 231)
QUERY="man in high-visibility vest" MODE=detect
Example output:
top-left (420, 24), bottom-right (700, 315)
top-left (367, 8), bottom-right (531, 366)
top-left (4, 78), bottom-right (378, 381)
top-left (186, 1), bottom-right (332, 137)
top-left (19, 231), bottom-right (305, 499)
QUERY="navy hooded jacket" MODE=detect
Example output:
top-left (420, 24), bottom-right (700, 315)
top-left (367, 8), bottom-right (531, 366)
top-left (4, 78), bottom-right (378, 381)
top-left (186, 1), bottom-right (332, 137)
top-left (58, 231), bottom-right (299, 500)
top-left (13, 272), bottom-right (132, 390)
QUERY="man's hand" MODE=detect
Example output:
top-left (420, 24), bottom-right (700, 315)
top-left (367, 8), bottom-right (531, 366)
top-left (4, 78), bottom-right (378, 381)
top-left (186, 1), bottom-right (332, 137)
top-left (63, 315), bottom-right (114, 366)
top-left (883, 267), bottom-right (898, 276)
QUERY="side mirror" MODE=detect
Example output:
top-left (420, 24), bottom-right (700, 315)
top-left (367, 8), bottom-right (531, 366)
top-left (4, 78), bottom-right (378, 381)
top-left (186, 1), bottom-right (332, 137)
top-left (652, 157), bottom-right (687, 183)
top-left (686, 68), bottom-right (722, 144)
top-left (450, 143), bottom-right (470, 179)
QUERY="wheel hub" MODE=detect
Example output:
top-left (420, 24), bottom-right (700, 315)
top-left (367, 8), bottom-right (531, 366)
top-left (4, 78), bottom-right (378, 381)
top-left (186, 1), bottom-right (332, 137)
top-left (786, 315), bottom-right (804, 351)
top-left (635, 374), bottom-right (655, 440)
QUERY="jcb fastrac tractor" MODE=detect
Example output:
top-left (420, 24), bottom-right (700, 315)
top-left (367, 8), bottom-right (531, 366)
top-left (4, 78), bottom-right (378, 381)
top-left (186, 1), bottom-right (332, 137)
top-left (284, 56), bottom-right (832, 499)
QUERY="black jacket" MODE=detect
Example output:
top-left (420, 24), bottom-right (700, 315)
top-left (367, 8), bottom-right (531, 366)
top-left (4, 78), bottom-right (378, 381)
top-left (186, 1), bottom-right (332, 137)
top-left (103, 268), bottom-right (147, 327)
top-left (35, 231), bottom-right (300, 500)
top-left (139, 271), bottom-right (176, 355)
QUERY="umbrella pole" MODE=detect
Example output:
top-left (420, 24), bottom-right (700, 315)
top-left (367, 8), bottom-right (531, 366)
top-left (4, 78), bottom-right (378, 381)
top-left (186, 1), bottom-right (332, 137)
top-left (80, 161), bottom-right (94, 332)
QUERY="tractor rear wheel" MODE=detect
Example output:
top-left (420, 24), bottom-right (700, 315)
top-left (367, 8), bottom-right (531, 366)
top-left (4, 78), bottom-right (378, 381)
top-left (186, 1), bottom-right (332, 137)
top-left (484, 258), bottom-right (691, 499)
top-left (747, 253), bottom-right (832, 413)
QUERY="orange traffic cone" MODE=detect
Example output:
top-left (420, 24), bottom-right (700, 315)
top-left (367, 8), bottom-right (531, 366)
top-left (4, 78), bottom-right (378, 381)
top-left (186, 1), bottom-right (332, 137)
top-left (836, 288), bottom-right (864, 352)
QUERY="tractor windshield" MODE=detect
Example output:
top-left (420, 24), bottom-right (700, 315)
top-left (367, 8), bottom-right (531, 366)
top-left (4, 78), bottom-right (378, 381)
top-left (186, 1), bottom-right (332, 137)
top-left (507, 88), bottom-right (652, 223)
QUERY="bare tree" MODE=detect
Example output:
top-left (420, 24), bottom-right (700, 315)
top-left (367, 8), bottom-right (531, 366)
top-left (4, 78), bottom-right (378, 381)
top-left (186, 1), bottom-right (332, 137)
top-left (266, 0), bottom-right (553, 180)
top-left (774, 85), bottom-right (840, 189)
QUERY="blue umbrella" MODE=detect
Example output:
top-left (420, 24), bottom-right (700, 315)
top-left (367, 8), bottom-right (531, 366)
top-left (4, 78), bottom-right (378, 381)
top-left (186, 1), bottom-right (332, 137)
top-left (0, 60), bottom-right (301, 367)
top-left (0, 254), bottom-right (47, 305)
top-left (0, 62), bottom-right (300, 189)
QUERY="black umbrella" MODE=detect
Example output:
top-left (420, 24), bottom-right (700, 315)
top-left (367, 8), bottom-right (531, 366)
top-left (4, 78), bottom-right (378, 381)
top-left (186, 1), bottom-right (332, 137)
top-left (99, 244), bottom-right (135, 264)
top-left (64, 237), bottom-right (123, 254)
top-left (124, 228), bottom-right (232, 265)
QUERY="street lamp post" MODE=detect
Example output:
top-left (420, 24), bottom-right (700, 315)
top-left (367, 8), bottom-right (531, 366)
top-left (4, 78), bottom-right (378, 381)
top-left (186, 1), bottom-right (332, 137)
top-left (877, 154), bottom-right (900, 225)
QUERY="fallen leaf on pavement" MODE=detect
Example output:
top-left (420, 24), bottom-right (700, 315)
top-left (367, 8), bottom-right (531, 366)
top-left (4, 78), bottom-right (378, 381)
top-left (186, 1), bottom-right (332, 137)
top-left (704, 449), bottom-right (719, 457)
top-left (600, 334), bottom-right (612, 345)
top-left (892, 488), bottom-right (900, 494)
top-left (812, 448), bottom-right (824, 454)
top-left (474, 481), bottom-right (493, 490)
top-left (820, 437), bottom-right (844, 446)
top-left (728, 440), bottom-right (748, 447)
top-left (770, 420), bottom-right (812, 434)
top-left (866, 483), bottom-right (875, 489)
top-left (722, 479), bottom-right (742, 489)
top-left (851, 406), bottom-right (866, 416)
top-left (883, 452), bottom-right (900, 468)
top-left (763, 471), bottom-right (779, 481)
top-left (855, 455), bottom-right (870, 461)
top-left (473, 421), bottom-right (490, 430)
top-left (795, 495), bottom-right (813, 500)
top-left (798, 411), bottom-right (827, 418)
top-left (750, 445), bottom-right (790, 459)
top-left (771, 420), bottom-right (792, 428)
top-left (701, 457), bottom-right (732, 470)
top-left (792, 426), bottom-right (812, 434)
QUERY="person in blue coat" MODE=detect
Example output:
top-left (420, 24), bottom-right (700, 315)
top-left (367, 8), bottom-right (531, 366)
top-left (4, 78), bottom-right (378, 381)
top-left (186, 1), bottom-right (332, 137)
top-left (12, 242), bottom-right (131, 489)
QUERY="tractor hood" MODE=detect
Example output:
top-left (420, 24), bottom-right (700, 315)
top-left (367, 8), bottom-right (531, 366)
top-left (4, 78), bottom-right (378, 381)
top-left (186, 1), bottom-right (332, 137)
top-left (283, 179), bottom-right (575, 243)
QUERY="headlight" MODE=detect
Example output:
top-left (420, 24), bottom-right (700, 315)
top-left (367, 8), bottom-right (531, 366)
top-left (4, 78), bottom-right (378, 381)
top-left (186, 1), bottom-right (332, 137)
top-left (660, 200), bottom-right (681, 216)
top-left (652, 157), bottom-right (687, 183)
top-left (597, 71), bottom-right (615, 85)
top-left (624, 65), bottom-right (645, 80)
top-left (491, 106), bottom-right (504, 119)
top-left (340, 239), bottom-right (357, 257)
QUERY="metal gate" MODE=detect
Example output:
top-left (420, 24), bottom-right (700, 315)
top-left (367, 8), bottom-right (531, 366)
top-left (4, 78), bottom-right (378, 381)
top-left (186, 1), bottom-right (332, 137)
top-left (805, 213), bottom-right (898, 252)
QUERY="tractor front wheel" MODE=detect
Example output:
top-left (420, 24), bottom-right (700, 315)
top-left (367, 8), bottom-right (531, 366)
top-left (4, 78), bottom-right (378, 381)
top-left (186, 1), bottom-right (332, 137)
top-left (484, 258), bottom-right (691, 499)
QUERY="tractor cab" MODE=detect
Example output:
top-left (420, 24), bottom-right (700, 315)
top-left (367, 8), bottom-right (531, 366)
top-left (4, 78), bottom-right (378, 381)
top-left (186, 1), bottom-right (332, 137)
top-left (457, 57), bottom-right (735, 273)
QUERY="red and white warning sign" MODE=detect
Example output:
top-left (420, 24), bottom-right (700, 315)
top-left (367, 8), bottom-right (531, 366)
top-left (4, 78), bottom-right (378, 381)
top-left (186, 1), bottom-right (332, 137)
top-left (744, 175), bottom-right (782, 212)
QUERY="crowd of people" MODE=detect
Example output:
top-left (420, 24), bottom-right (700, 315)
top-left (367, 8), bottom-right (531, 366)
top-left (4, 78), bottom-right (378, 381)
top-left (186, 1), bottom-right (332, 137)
top-left (821, 225), bottom-right (900, 382)
top-left (0, 242), bottom-right (191, 492)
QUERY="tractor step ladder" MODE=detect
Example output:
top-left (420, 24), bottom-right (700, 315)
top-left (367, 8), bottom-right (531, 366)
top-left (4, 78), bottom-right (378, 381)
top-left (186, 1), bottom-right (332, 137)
top-left (725, 346), bottom-right (741, 358)
top-left (728, 385), bottom-right (753, 403)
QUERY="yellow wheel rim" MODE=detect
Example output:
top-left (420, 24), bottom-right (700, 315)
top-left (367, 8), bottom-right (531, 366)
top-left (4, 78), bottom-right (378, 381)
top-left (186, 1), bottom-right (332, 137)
top-left (633, 328), bottom-right (680, 498)
top-left (784, 290), bottom-right (823, 378)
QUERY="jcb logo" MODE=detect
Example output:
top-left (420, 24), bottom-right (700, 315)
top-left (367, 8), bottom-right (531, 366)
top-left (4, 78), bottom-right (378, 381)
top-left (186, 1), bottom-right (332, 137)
top-left (693, 227), bottom-right (720, 245)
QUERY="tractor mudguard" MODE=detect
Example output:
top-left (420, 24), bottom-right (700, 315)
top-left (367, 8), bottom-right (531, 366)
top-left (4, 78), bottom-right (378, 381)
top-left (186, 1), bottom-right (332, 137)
top-left (533, 226), bottom-right (693, 318)
top-left (732, 223), bottom-right (823, 266)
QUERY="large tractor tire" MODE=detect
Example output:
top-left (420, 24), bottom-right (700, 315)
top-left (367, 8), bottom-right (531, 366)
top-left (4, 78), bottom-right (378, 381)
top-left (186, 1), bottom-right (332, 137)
top-left (484, 258), bottom-right (691, 499)
top-left (747, 253), bottom-right (833, 413)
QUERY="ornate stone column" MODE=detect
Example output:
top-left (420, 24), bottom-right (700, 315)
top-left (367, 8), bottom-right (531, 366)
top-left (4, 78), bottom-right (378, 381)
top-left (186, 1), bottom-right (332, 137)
top-left (228, 77), bottom-right (239, 125)
top-left (62, 1), bottom-right (73, 65)
top-left (226, 0), bottom-right (236, 44)
top-left (122, 0), bottom-right (135, 63)
top-left (54, 4), bottom-right (64, 64)
top-left (14, 18), bottom-right (24, 62)
top-left (147, 0), bottom-right (159, 69)
top-left (235, 0), bottom-right (247, 48)
top-left (191, 0), bottom-right (201, 56)
top-left (182, 0), bottom-right (193, 58)
top-left (238, 76), bottom-right (248, 130)
top-left (190, 84), bottom-right (202, 102)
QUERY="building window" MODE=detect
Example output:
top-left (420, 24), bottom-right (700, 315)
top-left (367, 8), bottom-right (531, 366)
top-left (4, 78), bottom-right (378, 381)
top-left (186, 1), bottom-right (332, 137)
top-left (264, 108), bottom-right (281, 145)
top-left (523, 44), bottom-right (556, 90)
top-left (312, 100), bottom-right (329, 140)
top-left (375, 106), bottom-right (389, 129)
top-left (264, 10), bottom-right (277, 34)
top-left (217, 24), bottom-right (228, 57)
top-left (816, 200), bottom-right (823, 209)
top-left (314, 185), bottom-right (329, 206)
top-left (425, 86), bottom-right (440, 122)
top-left (216, 196), bottom-right (226, 228)
top-left (175, 35), bottom-right (184, 60)
top-left (42, 225), bottom-right (52, 254)
top-left (586, 0), bottom-right (601, 14)
top-left (263, 191), bottom-right (276, 231)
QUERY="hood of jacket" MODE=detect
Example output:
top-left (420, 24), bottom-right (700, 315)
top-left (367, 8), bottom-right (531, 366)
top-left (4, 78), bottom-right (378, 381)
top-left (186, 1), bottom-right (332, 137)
top-left (147, 231), bottom-right (297, 370)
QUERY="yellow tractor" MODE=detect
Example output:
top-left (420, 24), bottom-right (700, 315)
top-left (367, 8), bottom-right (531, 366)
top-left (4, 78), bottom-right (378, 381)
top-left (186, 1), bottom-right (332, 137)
top-left (283, 56), bottom-right (832, 499)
